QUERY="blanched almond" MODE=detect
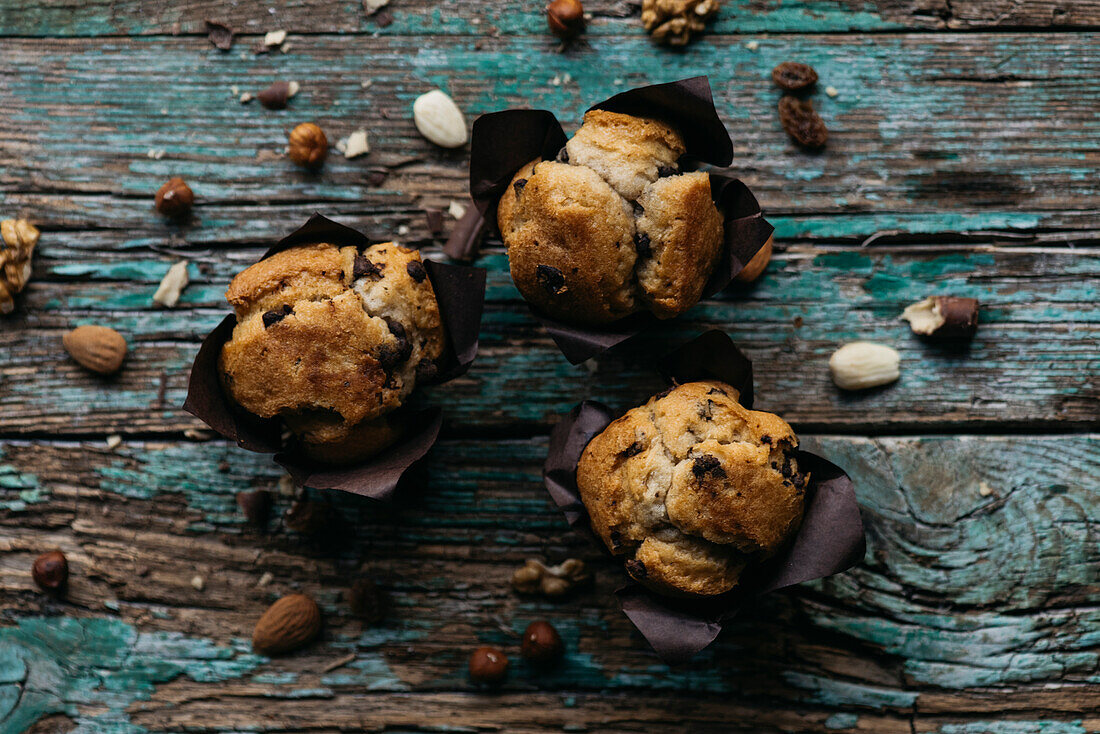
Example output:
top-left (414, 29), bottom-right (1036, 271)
top-left (413, 90), bottom-right (468, 148)
top-left (829, 342), bottom-right (899, 391)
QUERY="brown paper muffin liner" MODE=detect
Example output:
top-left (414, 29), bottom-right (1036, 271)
top-left (468, 77), bottom-right (774, 364)
top-left (542, 331), bottom-right (866, 663)
top-left (183, 214), bottom-right (487, 500)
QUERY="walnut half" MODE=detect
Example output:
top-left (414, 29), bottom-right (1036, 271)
top-left (641, 0), bottom-right (720, 46)
top-left (0, 219), bottom-right (39, 315)
top-left (511, 558), bottom-right (591, 598)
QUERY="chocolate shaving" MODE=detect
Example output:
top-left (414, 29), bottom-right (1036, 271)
top-left (183, 214), bottom-right (486, 500)
top-left (424, 209), bottom-right (444, 237)
top-left (468, 77), bottom-right (774, 364)
top-left (205, 20), bottom-right (235, 51)
top-left (442, 202), bottom-right (488, 262)
top-left (542, 331), bottom-right (865, 662)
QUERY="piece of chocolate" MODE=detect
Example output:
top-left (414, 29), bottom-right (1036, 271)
top-left (634, 232), bottom-right (651, 257)
top-left (424, 208), bottom-right (444, 236)
top-left (901, 296), bottom-right (980, 340)
top-left (443, 204), bottom-right (488, 262)
top-left (205, 20), bottom-right (235, 51)
top-left (353, 255), bottom-right (383, 280)
top-left (262, 304), bottom-right (293, 328)
top-left (406, 260), bottom-right (427, 283)
top-left (535, 265), bottom-right (566, 295)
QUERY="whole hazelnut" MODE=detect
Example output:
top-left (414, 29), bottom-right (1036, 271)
top-left (520, 621), bottom-right (563, 666)
top-left (32, 550), bottom-right (68, 593)
top-left (154, 177), bottom-right (194, 218)
top-left (349, 578), bottom-right (387, 624)
top-left (468, 645), bottom-right (508, 685)
top-left (547, 0), bottom-right (585, 40)
top-left (236, 489), bottom-right (273, 526)
top-left (288, 122), bottom-right (328, 168)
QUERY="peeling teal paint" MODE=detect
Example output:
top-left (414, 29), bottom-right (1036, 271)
top-left (782, 672), bottom-right (919, 709)
top-left (0, 447), bottom-right (44, 511)
top-left (0, 617), bottom-right (261, 733)
top-left (824, 713), bottom-right (860, 730)
top-left (935, 723), bottom-right (1087, 734)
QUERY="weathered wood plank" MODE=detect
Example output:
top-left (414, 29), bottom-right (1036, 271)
top-left (0, 433), bottom-right (1096, 730)
top-left (1, 0), bottom-right (1098, 37)
top-left (1, 35), bottom-right (1098, 244)
top-left (2, 245), bottom-right (1096, 435)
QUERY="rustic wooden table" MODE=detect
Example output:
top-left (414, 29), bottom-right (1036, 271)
top-left (2, 1), bottom-right (1098, 732)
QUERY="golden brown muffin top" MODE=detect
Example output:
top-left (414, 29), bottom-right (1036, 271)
top-left (576, 381), bottom-right (806, 597)
top-left (219, 242), bottom-right (444, 446)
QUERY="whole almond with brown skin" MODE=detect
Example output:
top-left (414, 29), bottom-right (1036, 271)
top-left (63, 325), bottom-right (127, 375)
top-left (735, 234), bottom-right (773, 283)
top-left (253, 593), bottom-right (322, 655)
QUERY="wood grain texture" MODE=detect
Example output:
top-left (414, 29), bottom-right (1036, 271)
top-left (2, 245), bottom-right (1098, 436)
top-left (1, 0), bottom-right (1099, 37)
top-left (0, 433), bottom-right (1097, 732)
top-left (1, 2), bottom-right (1097, 731)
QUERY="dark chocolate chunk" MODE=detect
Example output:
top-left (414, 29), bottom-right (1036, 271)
top-left (692, 455), bottom-right (726, 479)
top-left (406, 260), bottom-right (427, 283)
top-left (556, 146), bottom-right (569, 163)
top-left (262, 304), bottom-right (293, 328)
top-left (634, 232), bottom-right (651, 257)
top-left (625, 559), bottom-right (647, 579)
top-left (513, 178), bottom-right (527, 195)
top-left (353, 255), bottom-right (384, 280)
top-left (633, 201), bottom-right (645, 217)
top-left (657, 165), bottom-right (677, 177)
top-left (424, 208), bottom-right (444, 236)
top-left (619, 441), bottom-right (644, 459)
top-left (535, 265), bottom-right (566, 295)
top-left (415, 358), bottom-right (439, 382)
top-left (761, 435), bottom-right (772, 445)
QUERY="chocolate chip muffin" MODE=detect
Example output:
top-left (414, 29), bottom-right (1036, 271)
top-left (576, 381), bottom-right (807, 597)
top-left (219, 242), bottom-right (445, 464)
top-left (498, 110), bottom-right (724, 325)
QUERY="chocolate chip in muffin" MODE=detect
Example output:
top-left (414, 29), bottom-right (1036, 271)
top-left (692, 454), bottom-right (726, 479)
top-left (697, 399), bottom-right (715, 419)
top-left (415, 358), bottom-right (439, 381)
top-left (634, 232), bottom-right (652, 258)
top-left (513, 179), bottom-right (527, 195)
top-left (619, 441), bottom-right (644, 459)
top-left (376, 319), bottom-right (413, 372)
top-left (353, 255), bottom-right (384, 280)
top-left (405, 260), bottom-right (427, 283)
top-left (624, 559), bottom-right (647, 579)
top-left (262, 304), bottom-right (294, 328)
top-left (657, 165), bottom-right (677, 177)
top-left (556, 146), bottom-right (569, 163)
top-left (633, 201), bottom-right (645, 217)
top-left (761, 435), bottom-right (772, 444)
top-left (535, 265), bottom-right (567, 295)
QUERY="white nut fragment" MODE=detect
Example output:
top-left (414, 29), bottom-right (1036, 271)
top-left (343, 129), bottom-right (370, 159)
top-left (363, 0), bottom-right (390, 13)
top-left (153, 260), bottom-right (189, 308)
top-left (447, 200), bottom-right (467, 220)
top-left (264, 30), bottom-right (287, 47)
top-left (412, 90), bottom-right (468, 148)
top-left (191, 575), bottom-right (205, 591)
top-left (829, 342), bottom-right (900, 391)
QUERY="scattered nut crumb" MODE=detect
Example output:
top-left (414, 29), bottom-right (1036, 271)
top-left (240, 92), bottom-right (253, 104)
top-left (153, 260), bottom-right (189, 308)
top-left (191, 575), bottom-right (205, 591)
top-left (184, 428), bottom-right (213, 441)
top-left (397, 225), bottom-right (409, 236)
top-left (146, 149), bottom-right (165, 160)
top-left (511, 559), bottom-right (591, 597)
top-left (979, 481), bottom-right (994, 497)
top-left (321, 653), bottom-right (358, 673)
top-left (745, 40), bottom-right (759, 51)
top-left (263, 30), bottom-right (287, 47)
top-left (105, 435), bottom-right (122, 450)
top-left (280, 43), bottom-right (291, 54)
top-left (825, 86), bottom-right (839, 97)
top-left (258, 572), bottom-right (275, 587)
top-left (230, 85), bottom-right (240, 96)
top-left (363, 0), bottom-right (390, 13)
top-left (343, 129), bottom-right (370, 159)
top-left (360, 79), bottom-right (373, 89)
top-left (448, 200), bottom-right (467, 220)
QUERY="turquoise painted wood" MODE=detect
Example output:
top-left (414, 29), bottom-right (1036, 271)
top-left (0, 0), bottom-right (1097, 731)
